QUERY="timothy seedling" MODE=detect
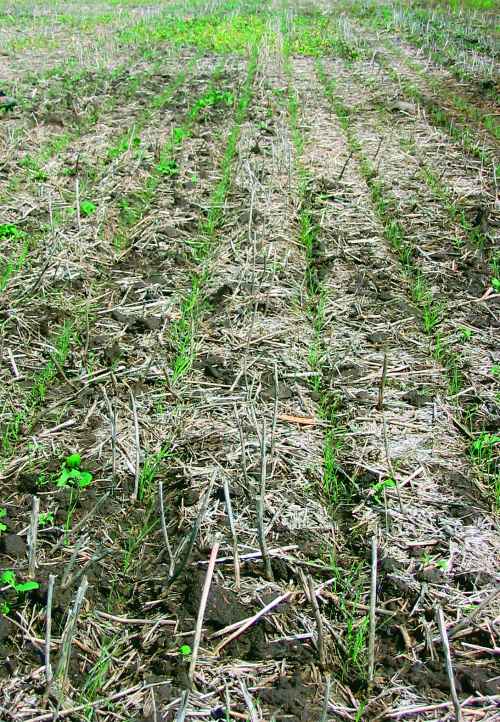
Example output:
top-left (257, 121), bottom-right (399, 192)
top-left (422, 301), bottom-right (441, 334)
top-left (0, 507), bottom-right (7, 534)
top-left (470, 433), bottom-right (499, 467)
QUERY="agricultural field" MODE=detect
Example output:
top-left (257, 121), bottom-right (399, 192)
top-left (0, 0), bottom-right (499, 719)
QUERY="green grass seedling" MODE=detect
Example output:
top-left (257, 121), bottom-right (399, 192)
top-left (0, 507), bottom-right (7, 534)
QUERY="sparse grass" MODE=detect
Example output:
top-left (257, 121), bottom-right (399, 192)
top-left (169, 46), bottom-right (258, 380)
top-left (470, 433), bottom-right (500, 508)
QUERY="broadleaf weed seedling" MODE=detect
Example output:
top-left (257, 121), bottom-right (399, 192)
top-left (39, 511), bottom-right (54, 527)
top-left (1, 570), bottom-right (39, 594)
top-left (80, 200), bottom-right (97, 217)
top-left (155, 158), bottom-right (179, 177)
top-left (371, 477), bottom-right (396, 504)
top-left (36, 453), bottom-right (93, 490)
top-left (0, 224), bottom-right (26, 240)
top-left (57, 453), bottom-right (93, 489)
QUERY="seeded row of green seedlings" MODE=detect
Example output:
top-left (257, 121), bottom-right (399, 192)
top-left (3, 0), bottom-right (244, 636)
top-left (286, 48), bottom-right (499, 720)
top-left (285, 11), bottom-right (492, 486)
top-left (0, 46), bottom-right (203, 200)
top-left (0, 62), bottom-right (245, 650)
top-left (1, 52), bottom-right (241, 488)
top-left (296, 11), bottom-right (497, 260)
top-left (330, 50), bottom-right (496, 266)
top-left (79, 58), bottom-right (252, 551)
top-left (316, 61), bottom-right (499, 509)
top-left (363, 24), bottom-right (500, 142)
top-left (315, 6), bottom-right (499, 151)
top-left (278, 21), bottom-right (374, 688)
top-left (113, 43), bottom-right (260, 577)
top-left (168, 45), bottom-right (260, 381)
top-left (286, 8), bottom-right (497, 161)
top-left (0, 59), bottom-right (197, 295)
top-left (392, 47), bottom-right (499, 141)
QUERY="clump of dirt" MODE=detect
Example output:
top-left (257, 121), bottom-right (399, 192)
top-left (193, 354), bottom-right (235, 384)
top-left (111, 309), bottom-right (164, 333)
top-left (260, 671), bottom-right (321, 722)
top-left (0, 533), bottom-right (26, 558)
top-left (183, 571), bottom-right (249, 630)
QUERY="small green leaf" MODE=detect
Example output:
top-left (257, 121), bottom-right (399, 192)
top-left (156, 158), bottom-right (179, 177)
top-left (56, 468), bottom-right (72, 487)
top-left (179, 644), bottom-right (192, 656)
top-left (0, 522), bottom-right (7, 533)
top-left (1, 570), bottom-right (16, 587)
top-left (76, 471), bottom-right (93, 488)
top-left (80, 200), bottom-right (96, 217)
top-left (0, 508), bottom-right (7, 519)
top-left (65, 453), bottom-right (81, 469)
top-left (15, 581), bottom-right (39, 593)
top-left (0, 601), bottom-right (10, 615)
top-left (0, 223), bottom-right (25, 240)
top-left (39, 512), bottom-right (54, 527)
top-left (372, 477), bottom-right (396, 503)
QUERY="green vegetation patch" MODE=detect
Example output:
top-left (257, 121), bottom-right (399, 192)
top-left (120, 14), bottom-right (270, 54)
top-left (289, 16), bottom-right (363, 59)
